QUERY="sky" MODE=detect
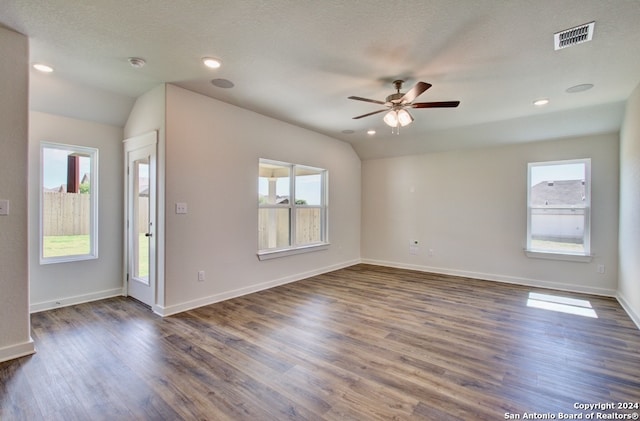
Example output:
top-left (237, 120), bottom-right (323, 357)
top-left (530, 162), bottom-right (586, 187)
top-left (44, 146), bottom-right (581, 200)
top-left (42, 147), bottom-right (92, 189)
top-left (259, 174), bottom-right (322, 205)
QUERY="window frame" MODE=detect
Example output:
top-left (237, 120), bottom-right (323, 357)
top-left (525, 158), bottom-right (592, 262)
top-left (40, 142), bottom-right (99, 264)
top-left (258, 159), bottom-right (328, 260)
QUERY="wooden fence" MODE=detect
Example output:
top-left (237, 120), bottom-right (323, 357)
top-left (43, 192), bottom-right (90, 236)
top-left (258, 208), bottom-right (322, 250)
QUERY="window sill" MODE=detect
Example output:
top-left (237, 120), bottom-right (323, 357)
top-left (524, 249), bottom-right (593, 263)
top-left (258, 243), bottom-right (330, 261)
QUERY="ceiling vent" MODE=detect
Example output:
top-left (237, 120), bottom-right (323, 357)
top-left (554, 21), bottom-right (595, 50)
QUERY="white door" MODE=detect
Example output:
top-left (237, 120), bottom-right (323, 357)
top-left (124, 132), bottom-right (157, 307)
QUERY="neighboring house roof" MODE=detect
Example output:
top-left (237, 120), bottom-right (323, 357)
top-left (530, 179), bottom-right (586, 206)
top-left (258, 195), bottom-right (290, 204)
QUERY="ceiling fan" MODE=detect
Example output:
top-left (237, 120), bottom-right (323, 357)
top-left (348, 80), bottom-right (460, 131)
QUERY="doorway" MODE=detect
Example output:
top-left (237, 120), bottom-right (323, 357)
top-left (124, 132), bottom-right (157, 307)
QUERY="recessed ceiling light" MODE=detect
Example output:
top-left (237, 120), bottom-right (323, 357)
top-left (533, 98), bottom-right (550, 106)
top-left (566, 84), bottom-right (594, 93)
top-left (33, 63), bottom-right (54, 73)
top-left (128, 57), bottom-right (146, 68)
top-left (211, 78), bottom-right (234, 89)
top-left (202, 57), bottom-right (222, 69)
top-left (367, 129), bottom-right (376, 135)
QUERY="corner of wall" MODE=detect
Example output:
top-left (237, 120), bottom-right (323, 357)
top-left (0, 25), bottom-right (35, 362)
top-left (618, 81), bottom-right (640, 329)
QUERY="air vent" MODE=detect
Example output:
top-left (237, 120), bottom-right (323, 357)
top-left (554, 21), bottom-right (595, 50)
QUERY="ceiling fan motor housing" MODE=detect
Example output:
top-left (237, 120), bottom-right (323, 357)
top-left (386, 92), bottom-right (405, 104)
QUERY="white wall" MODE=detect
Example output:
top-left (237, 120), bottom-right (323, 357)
top-left (161, 84), bottom-right (361, 314)
top-left (28, 112), bottom-right (124, 312)
top-left (0, 27), bottom-right (34, 362)
top-left (618, 82), bottom-right (640, 327)
top-left (362, 133), bottom-right (619, 296)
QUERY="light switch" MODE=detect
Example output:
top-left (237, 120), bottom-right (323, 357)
top-left (0, 199), bottom-right (9, 216)
top-left (175, 202), bottom-right (188, 214)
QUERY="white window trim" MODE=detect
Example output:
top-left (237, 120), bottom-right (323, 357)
top-left (525, 158), bottom-right (591, 262)
top-left (40, 142), bottom-right (99, 264)
top-left (257, 242), bottom-right (330, 261)
top-left (257, 159), bottom-right (328, 259)
top-left (524, 249), bottom-right (593, 262)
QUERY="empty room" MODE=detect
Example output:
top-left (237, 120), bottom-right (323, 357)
top-left (1, 1), bottom-right (639, 419)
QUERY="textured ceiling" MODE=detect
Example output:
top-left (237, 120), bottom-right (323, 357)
top-left (2, 0), bottom-right (640, 159)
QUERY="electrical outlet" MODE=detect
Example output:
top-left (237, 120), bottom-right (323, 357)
top-left (428, 248), bottom-right (434, 257)
top-left (198, 270), bottom-right (205, 281)
top-left (0, 199), bottom-right (9, 216)
top-left (597, 264), bottom-right (605, 274)
top-left (176, 202), bottom-right (188, 214)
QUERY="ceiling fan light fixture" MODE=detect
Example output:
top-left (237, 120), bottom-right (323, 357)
top-left (383, 110), bottom-right (399, 127)
top-left (349, 80), bottom-right (458, 132)
top-left (397, 109), bottom-right (414, 126)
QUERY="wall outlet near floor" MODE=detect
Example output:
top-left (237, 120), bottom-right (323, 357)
top-left (176, 202), bottom-right (188, 214)
top-left (0, 199), bottom-right (9, 216)
top-left (198, 270), bottom-right (205, 281)
top-left (597, 264), bottom-right (605, 274)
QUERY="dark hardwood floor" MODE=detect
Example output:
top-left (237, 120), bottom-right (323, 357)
top-left (2, 264), bottom-right (639, 420)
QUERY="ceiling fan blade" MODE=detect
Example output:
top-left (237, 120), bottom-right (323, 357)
top-left (352, 109), bottom-right (388, 119)
top-left (348, 96), bottom-right (387, 105)
top-left (411, 101), bottom-right (460, 108)
top-left (400, 82), bottom-right (432, 104)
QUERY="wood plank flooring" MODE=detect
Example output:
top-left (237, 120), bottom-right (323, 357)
top-left (2, 264), bottom-right (639, 420)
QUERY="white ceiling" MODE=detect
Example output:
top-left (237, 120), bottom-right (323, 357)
top-left (2, 0), bottom-right (640, 159)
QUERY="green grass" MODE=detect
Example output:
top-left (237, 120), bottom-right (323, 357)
top-left (138, 233), bottom-right (149, 278)
top-left (43, 234), bottom-right (149, 279)
top-left (43, 235), bottom-right (90, 258)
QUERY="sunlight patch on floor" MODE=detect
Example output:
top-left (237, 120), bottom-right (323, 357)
top-left (527, 292), bottom-right (598, 318)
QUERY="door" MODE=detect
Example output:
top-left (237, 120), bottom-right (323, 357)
top-left (124, 132), bottom-right (157, 307)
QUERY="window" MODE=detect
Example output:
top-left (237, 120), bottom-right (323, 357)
top-left (258, 159), bottom-right (327, 259)
top-left (40, 142), bottom-right (98, 263)
top-left (526, 159), bottom-right (591, 260)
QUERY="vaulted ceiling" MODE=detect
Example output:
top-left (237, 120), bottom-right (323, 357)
top-left (2, 0), bottom-right (639, 159)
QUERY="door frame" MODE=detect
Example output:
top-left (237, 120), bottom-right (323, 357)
top-left (123, 131), bottom-right (158, 310)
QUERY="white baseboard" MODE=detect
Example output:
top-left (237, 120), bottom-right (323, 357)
top-left (0, 338), bottom-right (36, 363)
top-left (361, 259), bottom-right (617, 297)
top-left (156, 259), bottom-right (361, 317)
top-left (30, 288), bottom-right (124, 313)
top-left (617, 292), bottom-right (640, 330)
